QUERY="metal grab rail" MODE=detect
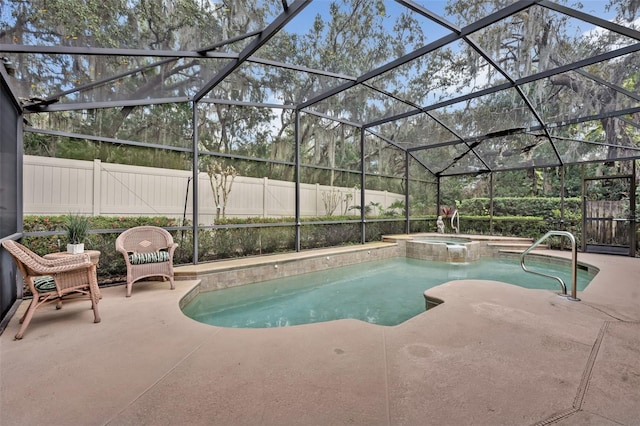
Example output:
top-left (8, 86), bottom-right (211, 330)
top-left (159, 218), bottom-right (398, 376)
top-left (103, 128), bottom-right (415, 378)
top-left (451, 210), bottom-right (459, 234)
top-left (520, 231), bottom-right (580, 301)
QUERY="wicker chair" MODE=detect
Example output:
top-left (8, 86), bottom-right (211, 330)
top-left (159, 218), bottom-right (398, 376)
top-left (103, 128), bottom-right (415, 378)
top-left (1, 240), bottom-right (101, 340)
top-left (115, 226), bottom-right (178, 297)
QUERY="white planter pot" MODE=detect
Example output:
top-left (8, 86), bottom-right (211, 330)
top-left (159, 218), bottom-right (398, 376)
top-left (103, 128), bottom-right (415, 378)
top-left (67, 243), bottom-right (85, 254)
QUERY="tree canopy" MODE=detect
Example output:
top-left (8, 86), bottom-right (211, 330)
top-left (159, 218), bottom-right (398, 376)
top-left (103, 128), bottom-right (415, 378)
top-left (2, 0), bottom-right (640, 188)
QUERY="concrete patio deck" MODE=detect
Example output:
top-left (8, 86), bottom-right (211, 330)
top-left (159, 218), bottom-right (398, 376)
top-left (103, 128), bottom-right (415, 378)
top-left (1, 247), bottom-right (639, 425)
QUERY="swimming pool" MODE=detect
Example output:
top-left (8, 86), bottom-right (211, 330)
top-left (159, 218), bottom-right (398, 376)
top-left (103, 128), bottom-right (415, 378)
top-left (182, 257), bottom-right (595, 328)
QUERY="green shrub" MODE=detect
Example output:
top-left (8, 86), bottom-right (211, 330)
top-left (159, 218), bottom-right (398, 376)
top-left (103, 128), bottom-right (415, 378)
top-left (459, 197), bottom-right (581, 219)
top-left (21, 208), bottom-right (587, 285)
top-left (210, 228), bottom-right (235, 260)
top-left (409, 217), bottom-right (438, 233)
top-left (365, 220), bottom-right (406, 241)
top-left (462, 216), bottom-right (545, 237)
top-left (259, 226), bottom-right (296, 253)
top-left (300, 222), bottom-right (361, 249)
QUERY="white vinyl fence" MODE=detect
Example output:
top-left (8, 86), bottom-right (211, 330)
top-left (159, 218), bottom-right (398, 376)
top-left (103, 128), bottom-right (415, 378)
top-left (23, 156), bottom-right (404, 225)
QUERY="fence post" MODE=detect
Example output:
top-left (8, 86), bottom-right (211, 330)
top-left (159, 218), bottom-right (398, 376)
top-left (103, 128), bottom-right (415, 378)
top-left (316, 183), bottom-right (321, 216)
top-left (263, 177), bottom-right (268, 218)
top-left (93, 159), bottom-right (101, 216)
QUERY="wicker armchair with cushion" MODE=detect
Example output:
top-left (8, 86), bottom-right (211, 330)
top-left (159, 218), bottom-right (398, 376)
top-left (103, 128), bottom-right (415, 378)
top-left (115, 226), bottom-right (178, 297)
top-left (1, 240), bottom-right (101, 340)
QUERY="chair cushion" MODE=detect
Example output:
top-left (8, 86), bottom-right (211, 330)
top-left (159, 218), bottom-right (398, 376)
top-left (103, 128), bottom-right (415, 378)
top-left (33, 276), bottom-right (57, 292)
top-left (129, 251), bottom-right (170, 265)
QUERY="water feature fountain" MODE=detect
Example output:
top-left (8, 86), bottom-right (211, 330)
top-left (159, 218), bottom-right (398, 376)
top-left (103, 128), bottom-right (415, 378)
top-left (405, 237), bottom-right (480, 262)
top-left (446, 244), bottom-right (468, 263)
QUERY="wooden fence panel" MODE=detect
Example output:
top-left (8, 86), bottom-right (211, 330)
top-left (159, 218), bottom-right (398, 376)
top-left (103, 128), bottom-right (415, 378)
top-left (585, 200), bottom-right (628, 246)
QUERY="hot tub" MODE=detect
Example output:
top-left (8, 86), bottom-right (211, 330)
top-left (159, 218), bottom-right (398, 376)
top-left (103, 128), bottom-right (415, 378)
top-left (406, 236), bottom-right (480, 263)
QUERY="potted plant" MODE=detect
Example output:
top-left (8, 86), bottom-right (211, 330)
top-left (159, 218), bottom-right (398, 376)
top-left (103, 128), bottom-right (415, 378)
top-left (64, 213), bottom-right (90, 254)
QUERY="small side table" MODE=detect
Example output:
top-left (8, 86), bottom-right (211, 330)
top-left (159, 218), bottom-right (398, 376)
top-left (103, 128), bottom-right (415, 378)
top-left (44, 250), bottom-right (102, 298)
top-left (44, 250), bottom-right (101, 266)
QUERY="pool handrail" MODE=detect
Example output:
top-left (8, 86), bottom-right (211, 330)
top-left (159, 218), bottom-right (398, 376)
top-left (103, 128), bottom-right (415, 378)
top-left (451, 209), bottom-right (459, 234)
top-left (520, 230), bottom-right (580, 301)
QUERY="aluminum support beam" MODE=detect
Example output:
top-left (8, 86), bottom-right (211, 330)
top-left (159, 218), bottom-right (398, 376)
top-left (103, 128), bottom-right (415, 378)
top-left (194, 0), bottom-right (311, 102)
top-left (360, 128), bottom-right (366, 244)
top-left (295, 110), bottom-right (301, 252)
top-left (191, 101), bottom-right (199, 263)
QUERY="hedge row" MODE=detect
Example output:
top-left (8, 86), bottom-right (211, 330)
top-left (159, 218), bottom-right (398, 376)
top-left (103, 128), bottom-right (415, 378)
top-left (21, 214), bottom-right (581, 284)
top-left (458, 197), bottom-right (582, 219)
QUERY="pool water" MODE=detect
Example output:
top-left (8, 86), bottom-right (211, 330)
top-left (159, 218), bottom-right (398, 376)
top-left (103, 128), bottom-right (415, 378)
top-left (415, 236), bottom-right (471, 245)
top-left (182, 257), bottom-right (594, 328)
